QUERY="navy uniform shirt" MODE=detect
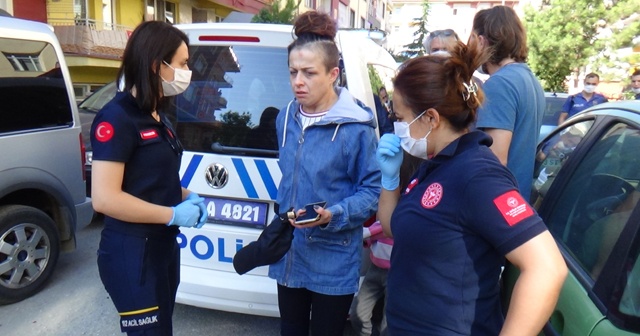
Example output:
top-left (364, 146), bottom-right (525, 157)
top-left (386, 131), bottom-right (547, 335)
top-left (90, 92), bottom-right (182, 237)
top-left (562, 92), bottom-right (608, 118)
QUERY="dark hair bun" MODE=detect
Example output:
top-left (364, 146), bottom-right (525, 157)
top-left (293, 11), bottom-right (337, 40)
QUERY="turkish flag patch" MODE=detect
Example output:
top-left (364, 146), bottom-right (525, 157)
top-left (140, 129), bottom-right (159, 140)
top-left (95, 122), bottom-right (114, 142)
top-left (493, 190), bottom-right (534, 226)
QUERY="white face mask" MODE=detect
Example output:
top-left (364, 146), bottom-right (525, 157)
top-left (393, 111), bottom-right (431, 160)
top-left (583, 84), bottom-right (597, 94)
top-left (161, 61), bottom-right (192, 96)
top-left (632, 88), bottom-right (640, 94)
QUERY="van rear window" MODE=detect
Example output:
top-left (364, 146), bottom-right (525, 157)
top-left (0, 39), bottom-right (73, 134)
top-left (166, 45), bottom-right (292, 157)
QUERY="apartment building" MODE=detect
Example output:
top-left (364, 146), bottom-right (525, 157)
top-left (1, 0), bottom-right (396, 97)
top-left (387, 0), bottom-right (519, 56)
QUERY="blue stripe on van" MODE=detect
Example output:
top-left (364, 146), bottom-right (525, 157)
top-left (232, 158), bottom-right (258, 199)
top-left (181, 154), bottom-right (203, 188)
top-left (255, 160), bottom-right (277, 200)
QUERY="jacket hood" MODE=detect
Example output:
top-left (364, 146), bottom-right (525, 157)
top-left (280, 87), bottom-right (376, 146)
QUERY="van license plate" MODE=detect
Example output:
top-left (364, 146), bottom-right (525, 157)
top-left (203, 197), bottom-right (268, 228)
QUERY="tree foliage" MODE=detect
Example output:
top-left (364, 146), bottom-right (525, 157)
top-left (524, 0), bottom-right (639, 92)
top-left (251, 0), bottom-right (301, 24)
top-left (398, 0), bottom-right (430, 59)
top-left (368, 64), bottom-right (384, 95)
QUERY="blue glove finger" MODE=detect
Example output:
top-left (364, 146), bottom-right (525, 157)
top-left (196, 201), bottom-right (208, 227)
top-left (168, 199), bottom-right (202, 227)
top-left (186, 192), bottom-right (208, 227)
top-left (376, 134), bottom-right (403, 191)
top-left (379, 133), bottom-right (401, 149)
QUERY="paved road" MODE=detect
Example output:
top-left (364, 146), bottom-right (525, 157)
top-left (0, 219), bottom-right (363, 336)
top-left (0, 219), bottom-right (284, 335)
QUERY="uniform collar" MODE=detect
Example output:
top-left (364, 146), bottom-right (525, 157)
top-left (432, 131), bottom-right (493, 161)
top-left (414, 131), bottom-right (492, 181)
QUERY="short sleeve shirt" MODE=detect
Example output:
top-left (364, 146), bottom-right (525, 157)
top-left (562, 92), bottom-right (608, 117)
top-left (90, 92), bottom-right (183, 237)
top-left (386, 131), bottom-right (547, 335)
top-left (475, 63), bottom-right (545, 201)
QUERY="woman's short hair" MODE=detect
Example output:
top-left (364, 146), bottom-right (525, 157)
top-left (472, 6), bottom-right (528, 64)
top-left (118, 21), bottom-right (189, 114)
top-left (288, 11), bottom-right (340, 73)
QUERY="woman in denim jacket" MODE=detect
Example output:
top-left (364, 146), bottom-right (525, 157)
top-left (268, 11), bottom-right (381, 336)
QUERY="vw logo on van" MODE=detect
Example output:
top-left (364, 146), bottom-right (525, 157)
top-left (205, 163), bottom-right (229, 189)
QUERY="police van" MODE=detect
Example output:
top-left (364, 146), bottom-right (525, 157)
top-left (165, 23), bottom-right (397, 317)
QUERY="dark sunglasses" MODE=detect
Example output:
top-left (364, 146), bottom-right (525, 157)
top-left (429, 29), bottom-right (457, 39)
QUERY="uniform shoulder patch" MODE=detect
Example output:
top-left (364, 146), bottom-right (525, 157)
top-left (404, 178), bottom-right (419, 195)
top-left (95, 121), bottom-right (114, 142)
top-left (140, 129), bottom-right (159, 140)
top-left (493, 190), bottom-right (534, 226)
top-left (421, 182), bottom-right (443, 209)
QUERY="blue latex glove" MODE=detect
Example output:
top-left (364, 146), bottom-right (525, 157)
top-left (187, 192), bottom-right (208, 228)
top-left (376, 134), bottom-right (403, 190)
top-left (167, 198), bottom-right (204, 227)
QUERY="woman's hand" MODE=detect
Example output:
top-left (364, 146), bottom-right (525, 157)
top-left (290, 205), bottom-right (332, 228)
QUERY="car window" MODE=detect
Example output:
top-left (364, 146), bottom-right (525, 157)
top-left (542, 96), bottom-right (566, 126)
top-left (0, 37), bottom-right (73, 134)
top-left (545, 123), bottom-right (640, 282)
top-left (78, 81), bottom-right (117, 113)
top-left (531, 120), bottom-right (592, 207)
top-left (165, 45), bottom-right (291, 157)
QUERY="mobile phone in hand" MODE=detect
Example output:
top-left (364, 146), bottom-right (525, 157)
top-left (294, 201), bottom-right (327, 224)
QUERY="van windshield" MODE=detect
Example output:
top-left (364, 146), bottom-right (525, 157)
top-left (166, 45), bottom-right (292, 157)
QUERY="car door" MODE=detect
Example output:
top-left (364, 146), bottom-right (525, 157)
top-left (520, 111), bottom-right (640, 336)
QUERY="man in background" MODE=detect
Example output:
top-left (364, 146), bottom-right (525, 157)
top-left (558, 72), bottom-right (608, 124)
top-left (472, 6), bottom-right (545, 202)
top-left (631, 69), bottom-right (640, 100)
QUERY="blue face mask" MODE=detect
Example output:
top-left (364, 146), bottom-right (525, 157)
top-left (393, 111), bottom-right (431, 160)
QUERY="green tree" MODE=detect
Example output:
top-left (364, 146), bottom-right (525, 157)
top-left (368, 64), bottom-right (384, 95)
top-left (399, 0), bottom-right (430, 59)
top-left (251, 0), bottom-right (301, 24)
top-left (524, 0), bottom-right (639, 92)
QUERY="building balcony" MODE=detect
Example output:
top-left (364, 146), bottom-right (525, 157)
top-left (51, 19), bottom-right (131, 60)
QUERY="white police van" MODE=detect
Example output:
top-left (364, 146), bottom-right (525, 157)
top-left (167, 23), bottom-right (397, 317)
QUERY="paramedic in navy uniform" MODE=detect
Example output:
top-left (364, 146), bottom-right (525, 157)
top-left (90, 21), bottom-right (207, 336)
top-left (375, 39), bottom-right (568, 335)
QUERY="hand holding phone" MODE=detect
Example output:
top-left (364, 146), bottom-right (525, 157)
top-left (294, 201), bottom-right (327, 224)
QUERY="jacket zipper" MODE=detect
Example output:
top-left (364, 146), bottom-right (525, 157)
top-left (283, 112), bottom-right (307, 286)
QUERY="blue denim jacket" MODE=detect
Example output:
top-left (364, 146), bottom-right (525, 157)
top-left (268, 87), bottom-right (381, 295)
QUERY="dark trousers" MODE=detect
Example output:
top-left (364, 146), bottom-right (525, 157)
top-left (277, 284), bottom-right (354, 336)
top-left (97, 229), bottom-right (180, 336)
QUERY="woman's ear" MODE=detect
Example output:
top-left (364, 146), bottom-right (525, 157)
top-left (425, 108), bottom-right (441, 127)
top-left (329, 66), bottom-right (340, 83)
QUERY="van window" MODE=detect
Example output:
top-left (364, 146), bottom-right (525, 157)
top-left (166, 45), bottom-right (292, 157)
top-left (0, 38), bottom-right (73, 134)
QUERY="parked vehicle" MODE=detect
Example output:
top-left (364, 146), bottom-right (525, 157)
top-left (77, 81), bottom-right (116, 196)
top-left (503, 100), bottom-right (640, 335)
top-left (539, 92), bottom-right (570, 142)
top-left (0, 16), bottom-right (93, 304)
